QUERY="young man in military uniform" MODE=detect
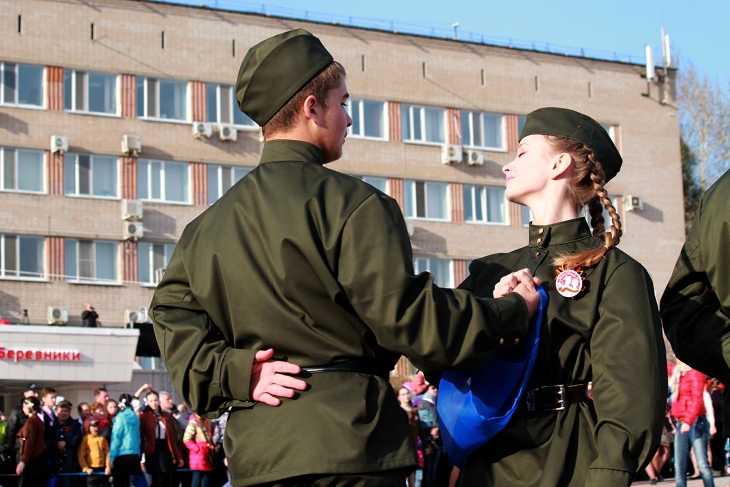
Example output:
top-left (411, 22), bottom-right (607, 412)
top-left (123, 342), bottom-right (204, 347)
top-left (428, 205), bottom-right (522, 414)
top-left (662, 168), bottom-right (730, 433)
top-left (151, 29), bottom-right (540, 487)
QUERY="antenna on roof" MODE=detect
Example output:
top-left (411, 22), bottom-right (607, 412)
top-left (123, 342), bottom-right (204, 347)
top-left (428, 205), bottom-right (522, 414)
top-left (642, 45), bottom-right (655, 98)
top-left (452, 22), bottom-right (459, 40)
top-left (661, 27), bottom-right (671, 73)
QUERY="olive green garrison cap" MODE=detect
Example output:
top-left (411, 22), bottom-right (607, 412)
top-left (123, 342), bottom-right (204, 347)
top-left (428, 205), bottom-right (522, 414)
top-left (520, 107), bottom-right (622, 182)
top-left (235, 29), bottom-right (334, 126)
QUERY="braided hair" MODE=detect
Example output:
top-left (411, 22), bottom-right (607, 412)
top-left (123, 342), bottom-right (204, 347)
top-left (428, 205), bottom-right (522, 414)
top-left (545, 135), bottom-right (622, 269)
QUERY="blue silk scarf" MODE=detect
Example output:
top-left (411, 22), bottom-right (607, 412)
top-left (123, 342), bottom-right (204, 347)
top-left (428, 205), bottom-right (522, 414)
top-left (438, 286), bottom-right (548, 467)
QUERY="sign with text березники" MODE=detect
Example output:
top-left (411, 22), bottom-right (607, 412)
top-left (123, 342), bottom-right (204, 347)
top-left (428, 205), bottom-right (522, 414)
top-left (0, 346), bottom-right (82, 362)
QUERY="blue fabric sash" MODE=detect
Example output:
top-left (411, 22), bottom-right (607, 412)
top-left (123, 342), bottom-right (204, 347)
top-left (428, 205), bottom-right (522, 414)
top-left (438, 286), bottom-right (548, 467)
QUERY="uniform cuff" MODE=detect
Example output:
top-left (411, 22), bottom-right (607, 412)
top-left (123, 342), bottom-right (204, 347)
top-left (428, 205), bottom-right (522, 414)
top-left (219, 348), bottom-right (257, 403)
top-left (489, 293), bottom-right (530, 350)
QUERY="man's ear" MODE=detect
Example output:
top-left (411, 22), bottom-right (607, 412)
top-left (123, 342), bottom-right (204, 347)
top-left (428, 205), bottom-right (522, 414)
top-left (301, 94), bottom-right (322, 126)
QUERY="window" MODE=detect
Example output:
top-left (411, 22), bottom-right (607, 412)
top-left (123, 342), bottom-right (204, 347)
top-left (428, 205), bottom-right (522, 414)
top-left (207, 165), bottom-right (252, 204)
top-left (463, 185), bottom-right (507, 224)
top-left (138, 160), bottom-right (189, 203)
top-left (404, 180), bottom-right (448, 220)
top-left (0, 62), bottom-right (43, 107)
top-left (521, 206), bottom-right (532, 226)
top-left (401, 105), bottom-right (445, 143)
top-left (64, 153), bottom-right (118, 198)
top-left (347, 99), bottom-right (386, 139)
top-left (0, 235), bottom-right (44, 279)
top-left (136, 77), bottom-right (187, 120)
top-left (362, 176), bottom-right (388, 194)
top-left (581, 196), bottom-right (619, 231)
top-left (63, 70), bottom-right (117, 114)
top-left (601, 124), bottom-right (617, 143)
top-left (64, 239), bottom-right (117, 283)
top-left (138, 242), bottom-right (176, 284)
top-left (414, 258), bottom-right (452, 287)
top-left (1, 148), bottom-right (44, 192)
top-left (206, 84), bottom-right (255, 127)
top-left (461, 111), bottom-right (504, 149)
top-left (517, 115), bottom-right (527, 136)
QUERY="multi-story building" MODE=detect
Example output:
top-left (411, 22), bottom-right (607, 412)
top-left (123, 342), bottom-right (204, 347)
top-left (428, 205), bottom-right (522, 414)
top-left (0, 0), bottom-right (684, 407)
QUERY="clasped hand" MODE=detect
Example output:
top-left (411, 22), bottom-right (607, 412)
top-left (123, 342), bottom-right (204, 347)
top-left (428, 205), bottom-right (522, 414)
top-left (493, 268), bottom-right (542, 318)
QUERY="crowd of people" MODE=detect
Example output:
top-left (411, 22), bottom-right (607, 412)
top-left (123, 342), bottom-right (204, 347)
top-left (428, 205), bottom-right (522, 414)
top-left (0, 385), bottom-right (232, 487)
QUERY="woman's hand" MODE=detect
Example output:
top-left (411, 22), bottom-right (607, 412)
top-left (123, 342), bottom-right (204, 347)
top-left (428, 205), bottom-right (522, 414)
top-left (493, 269), bottom-right (541, 298)
top-left (16, 461), bottom-right (25, 475)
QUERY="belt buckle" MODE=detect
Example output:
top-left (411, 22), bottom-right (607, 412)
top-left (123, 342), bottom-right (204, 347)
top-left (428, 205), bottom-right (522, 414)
top-left (541, 385), bottom-right (567, 411)
top-left (526, 389), bottom-right (536, 411)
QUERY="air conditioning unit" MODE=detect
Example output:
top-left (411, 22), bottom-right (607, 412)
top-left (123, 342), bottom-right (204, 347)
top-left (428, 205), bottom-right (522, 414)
top-left (466, 149), bottom-right (485, 166)
top-left (51, 135), bottom-right (68, 153)
top-left (441, 144), bottom-right (462, 164)
top-left (154, 267), bottom-right (167, 284)
top-left (624, 195), bottom-right (644, 212)
top-left (219, 124), bottom-right (237, 142)
top-left (192, 121), bottom-right (213, 139)
top-left (122, 135), bottom-right (142, 155)
top-left (124, 307), bottom-right (152, 325)
top-left (48, 306), bottom-right (69, 325)
top-left (121, 199), bottom-right (143, 221)
top-left (123, 221), bottom-right (144, 240)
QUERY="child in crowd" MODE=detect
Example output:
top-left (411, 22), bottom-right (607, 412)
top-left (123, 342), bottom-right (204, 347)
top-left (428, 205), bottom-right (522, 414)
top-left (78, 419), bottom-right (111, 487)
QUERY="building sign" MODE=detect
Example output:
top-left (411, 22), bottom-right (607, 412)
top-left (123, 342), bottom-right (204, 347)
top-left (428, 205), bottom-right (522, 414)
top-left (0, 347), bottom-right (81, 362)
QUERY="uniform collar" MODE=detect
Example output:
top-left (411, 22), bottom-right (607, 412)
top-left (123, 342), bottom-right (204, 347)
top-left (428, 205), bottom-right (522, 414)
top-left (259, 139), bottom-right (324, 165)
top-left (528, 217), bottom-right (593, 248)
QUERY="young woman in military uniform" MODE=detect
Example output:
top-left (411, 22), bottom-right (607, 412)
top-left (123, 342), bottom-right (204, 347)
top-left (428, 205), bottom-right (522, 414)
top-left (455, 108), bottom-right (667, 487)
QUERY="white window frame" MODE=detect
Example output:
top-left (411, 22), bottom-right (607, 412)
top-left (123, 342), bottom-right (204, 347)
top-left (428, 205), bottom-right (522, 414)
top-left (0, 62), bottom-right (45, 108)
top-left (404, 179), bottom-right (450, 221)
top-left (0, 147), bottom-right (45, 194)
top-left (207, 164), bottom-right (252, 204)
top-left (206, 83), bottom-right (257, 129)
top-left (64, 239), bottom-right (119, 284)
top-left (401, 104), bottom-right (446, 144)
top-left (136, 77), bottom-right (189, 122)
top-left (463, 185), bottom-right (508, 225)
top-left (63, 69), bottom-right (119, 116)
top-left (138, 242), bottom-right (176, 286)
top-left (0, 234), bottom-right (45, 280)
top-left (138, 159), bottom-right (191, 204)
top-left (347, 99), bottom-right (388, 140)
top-left (63, 153), bottom-right (120, 199)
top-left (461, 110), bottom-right (506, 151)
top-left (413, 257), bottom-right (453, 288)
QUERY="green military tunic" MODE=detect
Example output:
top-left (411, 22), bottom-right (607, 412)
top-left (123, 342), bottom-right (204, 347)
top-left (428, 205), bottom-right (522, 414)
top-left (458, 218), bottom-right (666, 487)
top-left (150, 140), bottom-right (529, 486)
top-left (662, 169), bottom-right (730, 430)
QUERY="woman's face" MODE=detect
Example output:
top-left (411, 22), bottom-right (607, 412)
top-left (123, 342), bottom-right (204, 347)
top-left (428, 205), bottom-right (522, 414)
top-left (93, 406), bottom-right (105, 419)
top-left (398, 388), bottom-right (411, 405)
top-left (106, 402), bottom-right (118, 416)
top-left (503, 134), bottom-right (553, 206)
top-left (147, 393), bottom-right (159, 411)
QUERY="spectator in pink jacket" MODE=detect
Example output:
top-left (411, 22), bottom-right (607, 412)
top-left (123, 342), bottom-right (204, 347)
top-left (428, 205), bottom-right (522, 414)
top-left (670, 361), bottom-right (713, 487)
top-left (183, 414), bottom-right (213, 487)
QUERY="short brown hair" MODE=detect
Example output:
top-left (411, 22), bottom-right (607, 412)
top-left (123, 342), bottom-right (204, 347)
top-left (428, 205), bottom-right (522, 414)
top-left (41, 387), bottom-right (56, 398)
top-left (262, 61), bottom-right (346, 139)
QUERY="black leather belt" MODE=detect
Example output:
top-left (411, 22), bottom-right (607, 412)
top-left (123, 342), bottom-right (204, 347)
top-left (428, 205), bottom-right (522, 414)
top-left (524, 384), bottom-right (589, 412)
top-left (300, 359), bottom-right (391, 380)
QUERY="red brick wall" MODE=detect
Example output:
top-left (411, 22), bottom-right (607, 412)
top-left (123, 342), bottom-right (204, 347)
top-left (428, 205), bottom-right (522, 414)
top-left (191, 162), bottom-right (208, 206)
top-left (120, 74), bottom-right (136, 118)
top-left (48, 151), bottom-right (63, 195)
top-left (450, 182), bottom-right (464, 223)
top-left (388, 177), bottom-right (404, 213)
top-left (46, 66), bottom-right (63, 111)
top-left (190, 81), bottom-right (207, 122)
top-left (46, 236), bottom-right (64, 281)
top-left (121, 156), bottom-right (137, 200)
top-left (122, 241), bottom-right (138, 284)
top-left (388, 102), bottom-right (401, 142)
top-left (446, 108), bottom-right (461, 145)
top-left (505, 114), bottom-right (519, 153)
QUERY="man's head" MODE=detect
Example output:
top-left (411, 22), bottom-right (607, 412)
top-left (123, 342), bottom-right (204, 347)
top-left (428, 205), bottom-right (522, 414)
top-left (236, 29), bottom-right (351, 163)
top-left (94, 387), bottom-right (109, 404)
top-left (41, 387), bottom-right (57, 409)
top-left (159, 391), bottom-right (174, 412)
top-left (78, 402), bottom-right (90, 420)
top-left (24, 383), bottom-right (39, 398)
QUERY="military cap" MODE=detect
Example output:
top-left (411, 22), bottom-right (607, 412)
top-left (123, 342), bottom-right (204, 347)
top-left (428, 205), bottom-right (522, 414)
top-left (520, 107), bottom-right (622, 182)
top-left (236, 29), bottom-right (334, 126)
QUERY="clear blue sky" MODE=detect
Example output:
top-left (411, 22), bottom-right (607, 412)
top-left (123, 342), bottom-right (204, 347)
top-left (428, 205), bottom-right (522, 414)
top-left (163, 0), bottom-right (729, 81)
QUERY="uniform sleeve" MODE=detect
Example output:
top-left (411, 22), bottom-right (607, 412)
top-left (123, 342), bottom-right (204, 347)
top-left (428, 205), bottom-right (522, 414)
top-left (337, 194), bottom-right (530, 373)
top-left (151, 243), bottom-right (257, 418)
top-left (661, 176), bottom-right (730, 385)
top-left (78, 436), bottom-right (89, 470)
top-left (586, 261), bottom-right (667, 487)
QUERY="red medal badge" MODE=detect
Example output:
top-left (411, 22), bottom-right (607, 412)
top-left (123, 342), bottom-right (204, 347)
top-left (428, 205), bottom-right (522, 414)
top-left (554, 265), bottom-right (586, 298)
